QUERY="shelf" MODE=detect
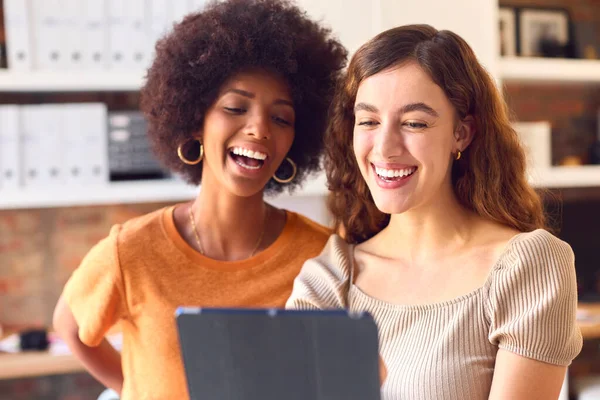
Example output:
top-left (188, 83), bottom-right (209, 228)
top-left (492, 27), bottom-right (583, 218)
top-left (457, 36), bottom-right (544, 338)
top-left (0, 70), bottom-right (145, 92)
top-left (0, 175), bottom-right (328, 210)
top-left (0, 180), bottom-right (197, 209)
top-left (2, 58), bottom-right (598, 91)
top-left (577, 303), bottom-right (600, 340)
top-left (0, 352), bottom-right (83, 380)
top-left (530, 166), bottom-right (600, 189)
top-left (500, 57), bottom-right (600, 83)
top-left (1, 167), bottom-right (596, 210)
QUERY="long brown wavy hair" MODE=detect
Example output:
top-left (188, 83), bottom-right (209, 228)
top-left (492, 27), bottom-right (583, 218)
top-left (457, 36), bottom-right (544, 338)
top-left (326, 24), bottom-right (547, 244)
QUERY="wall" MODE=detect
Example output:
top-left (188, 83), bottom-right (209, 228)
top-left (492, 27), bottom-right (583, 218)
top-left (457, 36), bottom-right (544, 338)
top-left (499, 0), bottom-right (600, 165)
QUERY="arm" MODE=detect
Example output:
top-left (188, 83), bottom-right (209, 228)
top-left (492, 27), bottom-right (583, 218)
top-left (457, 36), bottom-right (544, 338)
top-left (379, 357), bottom-right (387, 385)
top-left (53, 295), bottom-right (123, 393)
top-left (487, 231), bottom-right (582, 400)
top-left (488, 349), bottom-right (566, 400)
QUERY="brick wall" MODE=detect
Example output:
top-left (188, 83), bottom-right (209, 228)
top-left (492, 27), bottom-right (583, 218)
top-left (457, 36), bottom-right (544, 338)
top-left (1, 203), bottom-right (170, 328)
top-left (0, 203), bottom-right (170, 400)
top-left (504, 83), bottom-right (599, 165)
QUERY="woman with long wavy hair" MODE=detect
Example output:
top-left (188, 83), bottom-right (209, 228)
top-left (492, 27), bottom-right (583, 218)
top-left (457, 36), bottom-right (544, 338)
top-left (287, 25), bottom-right (582, 400)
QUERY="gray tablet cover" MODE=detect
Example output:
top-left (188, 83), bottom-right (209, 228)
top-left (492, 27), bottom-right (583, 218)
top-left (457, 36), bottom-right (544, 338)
top-left (176, 308), bottom-right (381, 400)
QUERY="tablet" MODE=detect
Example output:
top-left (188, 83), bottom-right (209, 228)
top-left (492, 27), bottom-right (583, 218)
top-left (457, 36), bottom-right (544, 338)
top-left (176, 307), bottom-right (381, 400)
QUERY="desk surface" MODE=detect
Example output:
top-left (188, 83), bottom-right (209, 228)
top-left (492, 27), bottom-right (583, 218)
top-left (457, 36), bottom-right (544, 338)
top-left (2, 305), bottom-right (600, 380)
top-left (577, 303), bottom-right (600, 340)
top-left (0, 352), bottom-right (82, 380)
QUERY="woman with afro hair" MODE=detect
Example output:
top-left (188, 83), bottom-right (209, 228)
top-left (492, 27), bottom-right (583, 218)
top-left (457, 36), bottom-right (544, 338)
top-left (53, 1), bottom-right (347, 398)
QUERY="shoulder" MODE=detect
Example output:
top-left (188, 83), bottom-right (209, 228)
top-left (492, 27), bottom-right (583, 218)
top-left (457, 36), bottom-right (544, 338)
top-left (117, 206), bottom-right (170, 243)
top-left (286, 234), bottom-right (353, 309)
top-left (305, 234), bottom-right (354, 283)
top-left (83, 206), bottom-right (171, 269)
top-left (499, 228), bottom-right (574, 270)
top-left (487, 228), bottom-right (577, 318)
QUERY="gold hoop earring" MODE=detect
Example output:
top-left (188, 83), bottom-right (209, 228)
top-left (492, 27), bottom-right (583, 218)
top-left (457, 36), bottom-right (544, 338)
top-left (273, 157), bottom-right (297, 183)
top-left (177, 140), bottom-right (204, 165)
top-left (455, 150), bottom-right (462, 161)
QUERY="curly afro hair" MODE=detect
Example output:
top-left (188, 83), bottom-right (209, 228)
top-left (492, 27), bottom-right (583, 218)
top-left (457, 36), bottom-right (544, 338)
top-left (140, 0), bottom-right (347, 194)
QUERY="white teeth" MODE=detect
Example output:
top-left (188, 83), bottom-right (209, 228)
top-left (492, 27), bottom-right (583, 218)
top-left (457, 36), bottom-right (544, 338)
top-left (231, 147), bottom-right (267, 160)
top-left (375, 166), bottom-right (416, 178)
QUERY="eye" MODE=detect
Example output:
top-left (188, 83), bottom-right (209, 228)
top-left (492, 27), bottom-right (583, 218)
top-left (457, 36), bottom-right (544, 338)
top-left (357, 120), bottom-right (379, 127)
top-left (404, 121), bottom-right (427, 129)
top-left (272, 116), bottom-right (292, 126)
top-left (224, 107), bottom-right (245, 114)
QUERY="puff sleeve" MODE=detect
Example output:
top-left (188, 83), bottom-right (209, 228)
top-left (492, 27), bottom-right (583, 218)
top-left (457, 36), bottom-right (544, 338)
top-left (487, 230), bottom-right (582, 366)
top-left (286, 235), bottom-right (352, 310)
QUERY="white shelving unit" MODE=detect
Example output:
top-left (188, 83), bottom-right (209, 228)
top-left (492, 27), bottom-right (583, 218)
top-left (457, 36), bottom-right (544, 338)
top-left (0, 70), bottom-right (145, 92)
top-left (500, 57), bottom-right (600, 83)
top-left (0, 174), bottom-right (329, 210)
top-left (530, 166), bottom-right (600, 189)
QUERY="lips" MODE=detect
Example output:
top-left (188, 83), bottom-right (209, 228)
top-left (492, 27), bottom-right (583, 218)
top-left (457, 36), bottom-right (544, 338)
top-left (227, 145), bottom-right (270, 173)
top-left (370, 163), bottom-right (417, 189)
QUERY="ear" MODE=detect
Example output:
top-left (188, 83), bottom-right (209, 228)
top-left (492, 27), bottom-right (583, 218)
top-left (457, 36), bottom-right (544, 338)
top-left (454, 115), bottom-right (475, 152)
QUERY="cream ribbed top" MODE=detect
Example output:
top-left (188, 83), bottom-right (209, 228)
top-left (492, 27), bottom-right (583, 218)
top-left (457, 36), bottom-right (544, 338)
top-left (286, 229), bottom-right (583, 400)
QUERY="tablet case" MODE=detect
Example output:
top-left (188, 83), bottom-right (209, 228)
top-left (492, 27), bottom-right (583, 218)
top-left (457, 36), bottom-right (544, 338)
top-left (176, 308), bottom-right (381, 400)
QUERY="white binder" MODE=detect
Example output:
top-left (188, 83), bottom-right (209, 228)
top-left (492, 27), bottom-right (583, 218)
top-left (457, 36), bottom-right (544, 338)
top-left (41, 104), bottom-right (66, 186)
top-left (107, 0), bottom-right (148, 70)
top-left (61, 0), bottom-right (85, 69)
top-left (79, 104), bottom-right (109, 185)
top-left (20, 105), bottom-right (44, 187)
top-left (128, 0), bottom-right (150, 70)
top-left (20, 104), bottom-right (64, 187)
top-left (63, 103), bottom-right (109, 186)
top-left (171, 0), bottom-right (192, 24)
top-left (188, 0), bottom-right (207, 13)
top-left (31, 0), bottom-right (67, 70)
top-left (0, 106), bottom-right (22, 190)
top-left (63, 104), bottom-right (87, 185)
top-left (149, 0), bottom-right (171, 55)
top-left (4, 0), bottom-right (34, 70)
top-left (81, 0), bottom-right (109, 69)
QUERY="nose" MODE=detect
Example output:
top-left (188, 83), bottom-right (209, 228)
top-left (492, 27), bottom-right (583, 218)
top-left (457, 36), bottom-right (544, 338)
top-left (243, 111), bottom-right (271, 140)
top-left (374, 122), bottom-right (405, 159)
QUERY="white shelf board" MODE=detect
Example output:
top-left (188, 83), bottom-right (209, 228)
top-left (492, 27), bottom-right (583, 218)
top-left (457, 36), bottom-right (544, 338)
top-left (0, 70), bottom-right (145, 92)
top-left (0, 180), bottom-right (197, 210)
top-left (500, 57), bottom-right (600, 83)
top-left (530, 165), bottom-right (600, 188)
top-left (4, 166), bottom-right (597, 210)
top-left (0, 174), bottom-right (329, 210)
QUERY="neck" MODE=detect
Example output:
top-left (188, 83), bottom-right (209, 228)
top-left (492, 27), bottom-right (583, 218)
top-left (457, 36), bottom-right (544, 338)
top-left (191, 172), bottom-right (268, 260)
top-left (377, 182), bottom-right (474, 262)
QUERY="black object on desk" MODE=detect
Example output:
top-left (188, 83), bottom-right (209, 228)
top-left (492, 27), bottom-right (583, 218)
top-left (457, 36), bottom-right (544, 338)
top-left (19, 329), bottom-right (49, 351)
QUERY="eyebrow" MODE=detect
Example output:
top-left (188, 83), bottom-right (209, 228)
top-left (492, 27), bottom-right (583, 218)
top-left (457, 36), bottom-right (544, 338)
top-left (354, 101), bottom-right (439, 117)
top-left (223, 88), bottom-right (294, 108)
top-left (400, 102), bottom-right (439, 117)
top-left (354, 102), bottom-right (379, 113)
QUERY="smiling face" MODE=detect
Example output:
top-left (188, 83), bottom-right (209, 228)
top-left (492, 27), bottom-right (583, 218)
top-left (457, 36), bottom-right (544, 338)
top-left (353, 62), bottom-right (469, 215)
top-left (200, 69), bottom-right (296, 197)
